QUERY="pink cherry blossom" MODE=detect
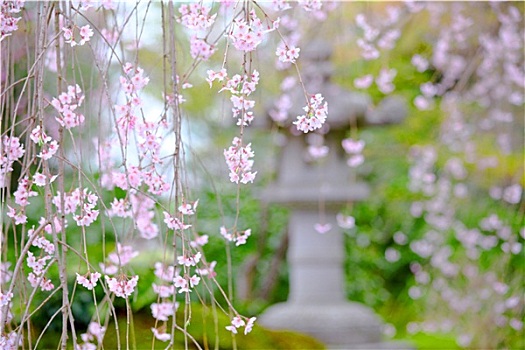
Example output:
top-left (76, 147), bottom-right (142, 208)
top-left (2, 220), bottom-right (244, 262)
top-left (190, 36), bottom-right (216, 60)
top-left (105, 275), bottom-right (139, 298)
top-left (354, 74), bottom-right (373, 89)
top-left (151, 328), bottom-right (171, 342)
top-left (347, 154), bottom-right (365, 168)
top-left (173, 275), bottom-right (188, 291)
top-left (314, 223), bottom-right (332, 234)
top-left (293, 93), bottom-right (328, 133)
top-left (84, 322), bottom-right (105, 344)
top-left (32, 172), bottom-right (57, 187)
top-left (220, 226), bottom-right (252, 246)
top-left (412, 54), bottom-right (429, 72)
top-left (196, 261), bottom-right (217, 278)
top-left (228, 10), bottom-right (278, 52)
top-left (0, 0), bottom-right (24, 40)
top-left (1, 136), bottom-right (25, 186)
top-left (307, 145), bottom-right (329, 159)
top-left (244, 317), bottom-right (256, 335)
top-left (176, 252), bottom-right (202, 267)
top-left (376, 68), bottom-right (397, 94)
top-left (37, 140), bottom-right (59, 160)
top-left (62, 25), bottom-right (93, 47)
top-left (79, 25), bottom-right (93, 45)
top-left (76, 272), bottom-right (102, 290)
top-left (276, 45), bottom-right (301, 63)
top-left (163, 211), bottom-right (191, 230)
top-left (0, 292), bottom-right (13, 307)
top-left (189, 275), bottom-right (200, 288)
top-left (225, 325), bottom-right (238, 334)
top-left (6, 206), bottom-right (27, 225)
top-left (32, 236), bottom-right (55, 255)
top-left (224, 137), bottom-right (257, 184)
top-left (298, 0), bottom-right (322, 12)
top-left (231, 316), bottom-right (245, 328)
top-left (107, 198), bottom-right (132, 218)
top-left (342, 138), bottom-right (365, 154)
top-left (30, 125), bottom-right (52, 144)
top-left (152, 283), bottom-right (175, 298)
top-left (177, 3), bottom-right (216, 30)
top-left (336, 214), bottom-right (356, 229)
top-left (190, 234), bottom-right (209, 248)
top-left (206, 68), bottom-right (228, 87)
top-left (107, 243), bottom-right (139, 267)
top-left (178, 199), bottom-right (199, 215)
top-left (151, 302), bottom-right (177, 321)
top-left (154, 262), bottom-right (176, 282)
top-left (27, 252), bottom-right (52, 276)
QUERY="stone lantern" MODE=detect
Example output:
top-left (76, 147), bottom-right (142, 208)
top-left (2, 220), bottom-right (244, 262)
top-left (258, 42), bottom-right (408, 349)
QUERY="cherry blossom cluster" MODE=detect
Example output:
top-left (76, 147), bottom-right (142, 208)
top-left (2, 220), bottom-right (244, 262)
top-left (314, 223), bottom-right (331, 235)
top-left (0, 262), bottom-right (12, 284)
top-left (164, 76), bottom-right (193, 106)
top-left (99, 243), bottom-right (138, 275)
top-left (305, 133), bottom-right (329, 161)
top-left (150, 263), bottom-right (178, 333)
top-left (228, 10), bottom-right (279, 52)
top-left (225, 316), bottom-right (256, 335)
top-left (220, 226), bottom-right (252, 246)
top-left (223, 137), bottom-right (257, 184)
top-left (268, 76), bottom-right (296, 123)
top-left (108, 193), bottom-right (159, 240)
top-left (76, 322), bottom-right (106, 350)
top-left (354, 68), bottom-right (397, 94)
top-left (277, 0), bottom-right (336, 19)
top-left (26, 251), bottom-right (54, 292)
top-left (29, 230), bottom-right (55, 256)
top-left (149, 214), bottom-right (208, 343)
top-left (297, 0), bottom-right (322, 12)
top-left (51, 84), bottom-right (85, 129)
top-left (354, 6), bottom-right (403, 61)
top-left (207, 68), bottom-right (260, 126)
top-left (52, 187), bottom-right (99, 227)
top-left (276, 45), bottom-right (300, 64)
top-left (0, 291), bottom-right (13, 307)
top-left (190, 35), bottom-right (216, 61)
top-left (110, 65), bottom-right (171, 197)
top-left (337, 213), bottom-right (356, 230)
top-left (1, 290), bottom-right (13, 323)
top-left (0, 136), bottom-right (25, 187)
top-left (413, 81), bottom-right (436, 111)
top-left (149, 257), bottom-right (205, 342)
top-left (352, 6), bottom-right (406, 96)
top-left (76, 271), bottom-right (101, 290)
top-left (28, 124), bottom-right (60, 160)
top-left (0, 289), bottom-right (15, 346)
top-left (105, 275), bottom-right (139, 298)
top-left (293, 93), bottom-right (328, 133)
top-left (0, 0), bottom-right (24, 40)
top-left (173, 273), bottom-right (201, 294)
top-left (62, 24), bottom-right (94, 47)
top-left (163, 199), bottom-right (198, 233)
top-left (0, 332), bottom-right (18, 349)
top-left (342, 137), bottom-right (365, 168)
top-left (78, 0), bottom-right (116, 11)
top-left (6, 176), bottom-right (36, 226)
top-left (35, 216), bottom-right (65, 238)
top-left (177, 3), bottom-right (216, 31)
top-left (115, 63), bottom-right (150, 135)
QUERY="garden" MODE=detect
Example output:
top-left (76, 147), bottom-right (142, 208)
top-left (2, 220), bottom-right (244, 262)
top-left (1, 1), bottom-right (523, 349)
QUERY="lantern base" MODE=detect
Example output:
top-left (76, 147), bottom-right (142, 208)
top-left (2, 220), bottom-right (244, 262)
top-left (259, 302), bottom-right (411, 349)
